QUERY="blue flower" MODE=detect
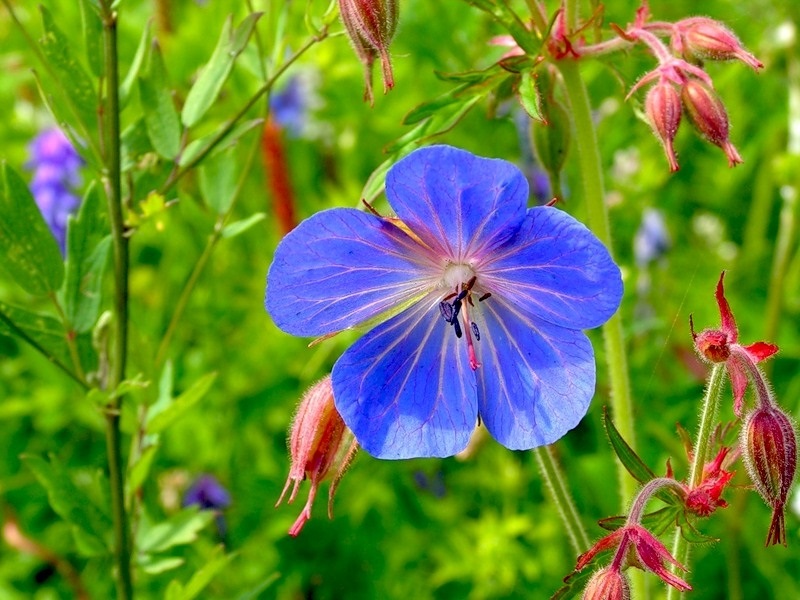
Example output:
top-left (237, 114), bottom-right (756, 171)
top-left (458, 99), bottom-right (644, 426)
top-left (634, 208), bottom-right (670, 267)
top-left (267, 145), bottom-right (623, 459)
top-left (26, 128), bottom-right (83, 254)
top-left (183, 475), bottom-right (231, 511)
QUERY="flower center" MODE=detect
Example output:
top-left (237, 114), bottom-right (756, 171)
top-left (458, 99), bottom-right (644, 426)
top-left (438, 265), bottom-right (490, 372)
top-left (442, 263), bottom-right (475, 290)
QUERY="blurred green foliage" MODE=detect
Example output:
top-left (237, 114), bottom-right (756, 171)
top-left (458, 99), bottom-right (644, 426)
top-left (0, 0), bottom-right (799, 598)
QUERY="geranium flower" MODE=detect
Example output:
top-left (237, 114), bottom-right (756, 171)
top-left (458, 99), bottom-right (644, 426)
top-left (266, 145), bottom-right (622, 459)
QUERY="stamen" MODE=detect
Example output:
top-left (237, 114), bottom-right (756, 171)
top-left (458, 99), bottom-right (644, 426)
top-left (453, 319), bottom-right (462, 338)
top-left (439, 301), bottom-right (454, 323)
top-left (471, 322), bottom-right (480, 341)
top-left (478, 293), bottom-right (492, 302)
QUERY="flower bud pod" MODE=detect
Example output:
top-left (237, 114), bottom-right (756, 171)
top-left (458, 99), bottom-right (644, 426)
top-left (675, 17), bottom-right (763, 71)
top-left (530, 97), bottom-right (570, 199)
top-left (645, 81), bottom-right (682, 172)
top-left (681, 80), bottom-right (742, 167)
top-left (276, 375), bottom-right (359, 536)
top-left (339, 0), bottom-right (398, 104)
top-left (582, 567), bottom-right (630, 600)
top-left (741, 403), bottom-right (798, 545)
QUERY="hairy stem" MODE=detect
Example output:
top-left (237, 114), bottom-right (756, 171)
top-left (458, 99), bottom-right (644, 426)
top-left (668, 363), bottom-right (726, 600)
top-left (533, 445), bottom-right (590, 554)
top-left (100, 3), bottom-right (133, 598)
top-left (557, 60), bottom-right (636, 506)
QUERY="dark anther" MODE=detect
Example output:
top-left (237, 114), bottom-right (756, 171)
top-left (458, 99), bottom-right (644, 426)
top-left (439, 301), bottom-right (454, 322)
top-left (471, 322), bottom-right (480, 341)
top-left (478, 292), bottom-right (492, 302)
top-left (453, 319), bottom-right (463, 338)
top-left (451, 297), bottom-right (463, 320)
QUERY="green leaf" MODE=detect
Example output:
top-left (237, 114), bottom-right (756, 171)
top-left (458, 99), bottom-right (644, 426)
top-left (181, 13), bottom-right (263, 127)
top-left (127, 443), bottom-right (158, 495)
top-left (179, 118), bottom-right (263, 168)
top-left (38, 6), bottom-right (98, 144)
top-left (120, 21), bottom-right (152, 108)
top-left (147, 372), bottom-right (217, 434)
top-left (603, 406), bottom-right (657, 485)
top-left (79, 0), bottom-right (103, 77)
top-left (59, 182), bottom-right (111, 333)
top-left (0, 162), bottom-right (65, 295)
top-left (235, 573), bottom-right (280, 600)
top-left (518, 70), bottom-right (543, 121)
top-left (168, 546), bottom-right (233, 600)
top-left (199, 150), bottom-right (237, 214)
top-left (221, 213), bottom-right (266, 239)
top-left (138, 507), bottom-right (215, 554)
top-left (0, 300), bottom-right (70, 365)
top-left (22, 454), bottom-right (111, 555)
top-left (140, 42), bottom-right (182, 160)
top-left (139, 556), bottom-right (185, 575)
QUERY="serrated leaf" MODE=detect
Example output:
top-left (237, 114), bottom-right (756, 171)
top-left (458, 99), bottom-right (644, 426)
top-left (79, 0), bottom-right (103, 77)
top-left (518, 70), bottom-right (543, 121)
top-left (221, 213), bottom-right (266, 239)
top-left (120, 21), bottom-right (152, 108)
top-left (181, 13), bottom-right (263, 127)
top-left (140, 42), bottom-right (181, 160)
top-left (138, 507), bottom-right (214, 554)
top-left (0, 300), bottom-right (70, 365)
top-left (147, 372), bottom-right (217, 434)
top-left (0, 162), bottom-right (65, 295)
top-left (38, 7), bottom-right (98, 144)
top-left (22, 454), bottom-right (111, 555)
top-left (199, 150), bottom-right (237, 214)
top-left (59, 182), bottom-right (111, 332)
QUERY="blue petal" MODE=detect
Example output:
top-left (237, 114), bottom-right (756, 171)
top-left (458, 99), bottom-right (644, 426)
top-left (385, 145), bottom-right (528, 261)
top-left (481, 206), bottom-right (622, 330)
top-left (473, 299), bottom-right (595, 449)
top-left (332, 296), bottom-right (477, 459)
top-left (267, 208), bottom-right (437, 337)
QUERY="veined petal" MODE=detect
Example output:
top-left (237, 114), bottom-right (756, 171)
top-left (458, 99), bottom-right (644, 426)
top-left (385, 145), bottom-right (528, 261)
top-left (332, 296), bottom-right (477, 459)
top-left (474, 299), bottom-right (595, 449)
top-left (267, 208), bottom-right (436, 337)
top-left (480, 206), bottom-right (622, 330)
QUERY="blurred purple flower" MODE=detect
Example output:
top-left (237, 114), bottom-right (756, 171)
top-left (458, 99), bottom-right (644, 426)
top-left (267, 145), bottom-right (623, 459)
top-left (634, 208), bottom-right (670, 267)
top-left (183, 474), bottom-right (231, 511)
top-left (269, 75), bottom-right (314, 138)
top-left (26, 128), bottom-right (83, 254)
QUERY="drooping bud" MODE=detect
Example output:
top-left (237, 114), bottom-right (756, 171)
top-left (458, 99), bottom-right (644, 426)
top-left (339, 0), bottom-right (398, 104)
top-left (645, 81), bottom-right (682, 172)
top-left (741, 403), bottom-right (798, 546)
top-left (582, 567), bottom-right (631, 600)
top-left (276, 375), bottom-right (359, 536)
top-left (673, 17), bottom-right (764, 71)
top-left (680, 79), bottom-right (743, 167)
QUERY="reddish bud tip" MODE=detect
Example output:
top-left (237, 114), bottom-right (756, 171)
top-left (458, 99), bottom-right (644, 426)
top-left (742, 404), bottom-right (798, 546)
top-left (681, 80), bottom-right (743, 167)
top-left (339, 0), bottom-right (398, 102)
top-left (645, 81), bottom-right (682, 172)
top-left (276, 375), bottom-right (359, 536)
top-left (582, 567), bottom-right (631, 600)
top-left (676, 17), bottom-right (764, 71)
top-left (694, 329), bottom-right (731, 363)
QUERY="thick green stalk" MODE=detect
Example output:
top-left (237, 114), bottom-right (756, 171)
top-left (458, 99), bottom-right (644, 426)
top-left (533, 445), bottom-right (590, 554)
top-left (668, 363), bottom-right (726, 600)
top-left (557, 60), bottom-right (636, 505)
top-left (100, 4), bottom-right (133, 599)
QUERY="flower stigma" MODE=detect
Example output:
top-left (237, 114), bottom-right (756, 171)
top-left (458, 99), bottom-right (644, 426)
top-left (438, 268), bottom-right (483, 371)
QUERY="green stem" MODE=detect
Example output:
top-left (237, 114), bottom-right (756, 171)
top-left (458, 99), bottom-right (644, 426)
top-left (48, 293), bottom-right (87, 382)
top-left (100, 4), bottom-right (133, 599)
top-left (157, 27), bottom-right (328, 196)
top-left (667, 363), bottom-right (726, 600)
top-left (557, 60), bottom-right (636, 506)
top-left (0, 308), bottom-right (88, 390)
top-left (533, 445), bottom-right (590, 554)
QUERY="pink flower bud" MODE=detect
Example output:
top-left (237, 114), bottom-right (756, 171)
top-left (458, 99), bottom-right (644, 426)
top-left (680, 80), bottom-right (742, 167)
top-left (741, 404), bottom-right (798, 546)
top-left (339, 0), bottom-right (398, 104)
top-left (674, 17), bottom-right (763, 71)
top-left (276, 375), bottom-right (359, 536)
top-left (582, 567), bottom-right (630, 600)
top-left (645, 81), bottom-right (682, 172)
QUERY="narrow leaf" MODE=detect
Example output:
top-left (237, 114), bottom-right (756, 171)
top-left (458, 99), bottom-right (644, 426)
top-left (181, 13), bottom-right (263, 127)
top-left (128, 443), bottom-right (158, 494)
top-left (59, 182), bottom-right (111, 332)
top-left (0, 300), bottom-right (71, 365)
top-left (179, 545), bottom-right (233, 600)
top-left (199, 149), bottom-right (237, 214)
top-left (221, 213), bottom-right (266, 239)
top-left (603, 406), bottom-right (657, 484)
top-left (137, 507), bottom-right (214, 554)
top-left (79, 0), bottom-right (103, 77)
top-left (140, 41), bottom-right (182, 160)
top-left (518, 70), bottom-right (543, 121)
top-left (147, 372), bottom-right (217, 434)
top-left (178, 118), bottom-right (263, 167)
top-left (140, 556), bottom-right (185, 575)
top-left (120, 21), bottom-right (152, 107)
top-left (0, 162), bottom-right (64, 295)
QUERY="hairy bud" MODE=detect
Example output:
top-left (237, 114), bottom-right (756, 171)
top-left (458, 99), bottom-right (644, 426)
top-left (674, 17), bottom-right (763, 71)
top-left (645, 81), bottom-right (682, 172)
top-left (582, 567), bottom-right (630, 600)
top-left (339, 0), bottom-right (399, 104)
top-left (741, 403), bottom-right (798, 546)
top-left (681, 79), bottom-right (742, 167)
